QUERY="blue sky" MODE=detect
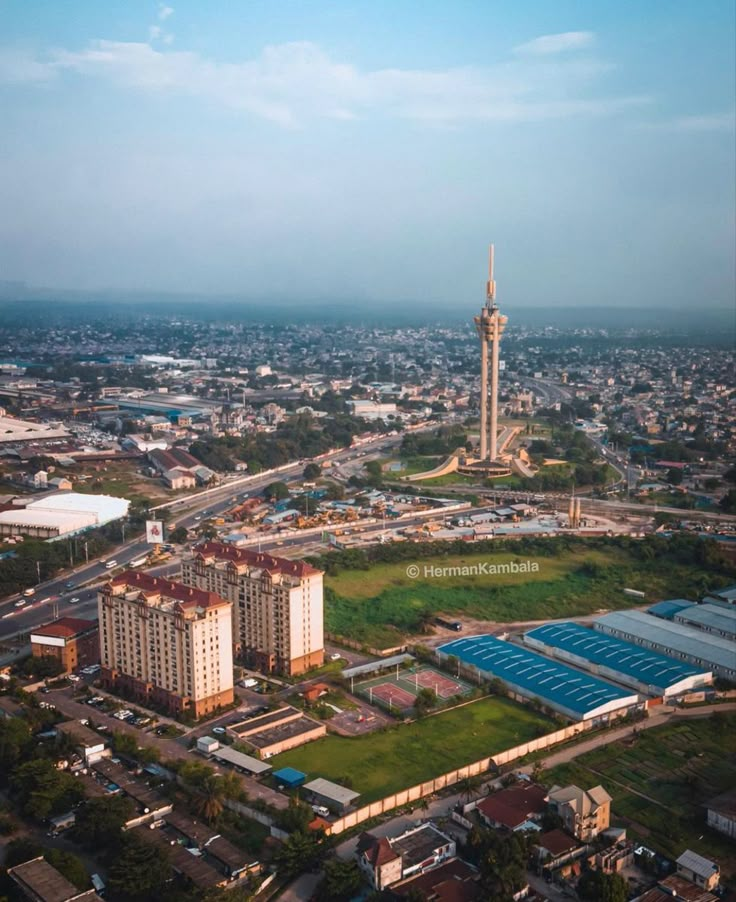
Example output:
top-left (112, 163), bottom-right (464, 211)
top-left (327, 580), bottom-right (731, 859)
top-left (0, 0), bottom-right (734, 308)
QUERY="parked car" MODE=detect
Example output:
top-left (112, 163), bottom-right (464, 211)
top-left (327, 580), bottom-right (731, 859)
top-left (212, 726), bottom-right (227, 735)
top-left (68, 674), bottom-right (81, 682)
top-left (329, 653), bottom-right (342, 661)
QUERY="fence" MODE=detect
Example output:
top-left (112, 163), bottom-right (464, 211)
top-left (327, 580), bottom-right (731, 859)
top-left (326, 719), bottom-right (595, 835)
top-left (326, 633), bottom-right (408, 658)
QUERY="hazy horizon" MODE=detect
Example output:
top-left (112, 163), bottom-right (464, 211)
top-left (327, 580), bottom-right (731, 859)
top-left (1, 1), bottom-right (734, 309)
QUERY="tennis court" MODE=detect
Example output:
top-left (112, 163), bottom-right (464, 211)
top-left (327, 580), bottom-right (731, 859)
top-left (355, 663), bottom-right (474, 713)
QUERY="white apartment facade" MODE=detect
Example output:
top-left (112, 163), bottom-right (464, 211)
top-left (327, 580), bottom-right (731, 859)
top-left (98, 571), bottom-right (234, 717)
top-left (181, 542), bottom-right (324, 676)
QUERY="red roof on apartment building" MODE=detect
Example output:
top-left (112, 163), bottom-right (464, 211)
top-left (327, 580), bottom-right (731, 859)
top-left (32, 617), bottom-right (96, 639)
top-left (109, 571), bottom-right (225, 609)
top-left (476, 783), bottom-right (548, 830)
top-left (194, 541), bottom-right (322, 578)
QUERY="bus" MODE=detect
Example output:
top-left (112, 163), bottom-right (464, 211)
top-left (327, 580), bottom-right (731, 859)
top-left (104, 560), bottom-right (118, 570)
top-left (129, 556), bottom-right (148, 568)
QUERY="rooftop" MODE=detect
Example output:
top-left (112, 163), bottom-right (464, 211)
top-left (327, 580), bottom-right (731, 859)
top-left (7, 857), bottom-right (101, 902)
top-left (108, 571), bottom-right (227, 612)
top-left (210, 745), bottom-right (272, 775)
top-left (303, 777), bottom-right (360, 807)
top-left (595, 610), bottom-right (736, 673)
top-left (438, 635), bottom-right (637, 718)
top-left (390, 823), bottom-right (453, 869)
top-left (677, 849), bottom-right (720, 880)
top-left (477, 783), bottom-right (548, 829)
top-left (647, 599), bottom-right (695, 620)
top-left (675, 603), bottom-right (736, 638)
top-left (31, 617), bottom-right (97, 639)
top-left (524, 621), bottom-right (708, 690)
top-left (193, 540), bottom-right (321, 578)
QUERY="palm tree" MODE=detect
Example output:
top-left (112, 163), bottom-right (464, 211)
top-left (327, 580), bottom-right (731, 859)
top-left (194, 773), bottom-right (240, 824)
top-left (459, 775), bottom-right (483, 804)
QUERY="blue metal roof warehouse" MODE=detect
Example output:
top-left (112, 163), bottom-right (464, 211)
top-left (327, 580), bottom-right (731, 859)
top-left (437, 635), bottom-right (639, 722)
top-left (523, 622), bottom-right (712, 697)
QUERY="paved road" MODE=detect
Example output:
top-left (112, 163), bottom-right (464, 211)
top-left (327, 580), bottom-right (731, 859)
top-left (46, 686), bottom-right (290, 810)
top-left (0, 432), bottom-right (412, 638)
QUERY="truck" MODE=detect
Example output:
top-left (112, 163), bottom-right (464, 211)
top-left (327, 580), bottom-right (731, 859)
top-left (47, 811), bottom-right (76, 836)
top-left (129, 556), bottom-right (148, 568)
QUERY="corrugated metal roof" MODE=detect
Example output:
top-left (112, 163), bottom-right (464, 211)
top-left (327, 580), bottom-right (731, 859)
top-left (594, 610), bottom-right (736, 674)
top-left (647, 599), bottom-right (694, 620)
top-left (524, 621), bottom-right (709, 690)
top-left (674, 603), bottom-right (736, 638)
top-left (437, 635), bottom-right (636, 717)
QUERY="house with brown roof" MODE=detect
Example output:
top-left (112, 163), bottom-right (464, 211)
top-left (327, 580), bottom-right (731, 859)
top-left (8, 857), bottom-right (103, 902)
top-left (476, 783), bottom-right (547, 832)
top-left (31, 617), bottom-right (99, 674)
top-left (357, 823), bottom-right (456, 890)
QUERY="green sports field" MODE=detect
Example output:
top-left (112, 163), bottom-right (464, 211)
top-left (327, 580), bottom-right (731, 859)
top-left (271, 696), bottom-right (553, 803)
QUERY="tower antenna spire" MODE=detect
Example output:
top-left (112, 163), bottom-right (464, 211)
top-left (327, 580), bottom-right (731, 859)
top-left (486, 243), bottom-right (496, 305)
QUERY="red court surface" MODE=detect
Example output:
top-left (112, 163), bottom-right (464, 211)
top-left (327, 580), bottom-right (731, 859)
top-left (414, 670), bottom-right (464, 698)
top-left (369, 682), bottom-right (416, 709)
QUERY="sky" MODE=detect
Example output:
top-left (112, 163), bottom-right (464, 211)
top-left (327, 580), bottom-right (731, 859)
top-left (0, 1), bottom-right (734, 309)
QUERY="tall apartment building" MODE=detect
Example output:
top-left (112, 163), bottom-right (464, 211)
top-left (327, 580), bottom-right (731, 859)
top-left (180, 542), bottom-right (324, 676)
top-left (98, 571), bottom-right (234, 718)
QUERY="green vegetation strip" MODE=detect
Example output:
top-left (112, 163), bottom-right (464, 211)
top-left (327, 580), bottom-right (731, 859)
top-left (272, 696), bottom-right (552, 803)
top-left (320, 535), bottom-right (736, 649)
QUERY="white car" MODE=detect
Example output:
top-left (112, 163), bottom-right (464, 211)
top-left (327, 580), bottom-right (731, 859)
top-left (14, 600), bottom-right (26, 608)
top-left (68, 597), bottom-right (81, 604)
top-left (68, 674), bottom-right (81, 683)
top-left (212, 726), bottom-right (227, 735)
top-left (329, 653), bottom-right (342, 661)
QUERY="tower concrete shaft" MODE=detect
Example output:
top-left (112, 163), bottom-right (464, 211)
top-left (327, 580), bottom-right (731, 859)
top-left (474, 245), bottom-right (507, 461)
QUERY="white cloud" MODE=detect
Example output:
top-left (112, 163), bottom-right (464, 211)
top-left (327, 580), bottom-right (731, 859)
top-left (514, 32), bottom-right (595, 56)
top-left (670, 112), bottom-right (735, 132)
top-left (0, 37), bottom-right (648, 127)
top-left (158, 5), bottom-right (174, 21)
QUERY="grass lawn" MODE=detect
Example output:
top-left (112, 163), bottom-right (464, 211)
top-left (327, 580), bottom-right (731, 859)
top-left (543, 714), bottom-right (736, 875)
top-left (272, 696), bottom-right (553, 803)
top-left (324, 545), bottom-right (701, 648)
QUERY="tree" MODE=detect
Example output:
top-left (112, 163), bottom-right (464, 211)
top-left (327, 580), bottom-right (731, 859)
top-left (73, 795), bottom-right (135, 849)
top-left (108, 832), bottom-right (171, 899)
top-left (168, 526), bottom-right (189, 544)
top-left (275, 829), bottom-right (328, 878)
top-left (276, 797), bottom-right (314, 833)
top-left (0, 717), bottom-right (32, 776)
top-left (720, 488), bottom-right (736, 514)
top-left (666, 467), bottom-right (683, 486)
top-left (414, 687), bottom-right (438, 717)
top-left (263, 481), bottom-right (290, 501)
top-left (317, 857), bottom-right (364, 901)
top-left (192, 772), bottom-right (241, 823)
top-left (303, 463), bottom-right (321, 480)
top-left (10, 759), bottom-right (85, 821)
top-left (577, 869), bottom-right (627, 902)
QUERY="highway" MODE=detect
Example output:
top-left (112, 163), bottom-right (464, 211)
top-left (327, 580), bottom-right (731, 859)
top-left (0, 432), bottom-right (407, 639)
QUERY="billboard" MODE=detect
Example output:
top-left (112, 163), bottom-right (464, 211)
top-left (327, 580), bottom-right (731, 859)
top-left (145, 520), bottom-right (164, 544)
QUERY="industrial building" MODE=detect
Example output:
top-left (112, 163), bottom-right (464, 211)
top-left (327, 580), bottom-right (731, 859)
top-left (673, 602), bottom-right (736, 640)
top-left (593, 610), bottom-right (736, 682)
top-left (0, 414), bottom-right (69, 444)
top-left (0, 492), bottom-right (129, 540)
top-left (437, 635), bottom-right (639, 722)
top-left (181, 541), bottom-right (324, 676)
top-left (98, 571), bottom-right (234, 718)
top-left (523, 622), bottom-right (712, 697)
top-left (303, 777), bottom-right (360, 814)
top-left (226, 706), bottom-right (326, 758)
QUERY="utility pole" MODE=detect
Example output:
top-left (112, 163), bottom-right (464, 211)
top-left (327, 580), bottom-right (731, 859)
top-left (84, 541), bottom-right (89, 564)
top-left (36, 560), bottom-right (41, 584)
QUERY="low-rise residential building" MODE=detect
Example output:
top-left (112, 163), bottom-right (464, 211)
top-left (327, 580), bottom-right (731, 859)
top-left (705, 788), bottom-right (736, 839)
top-left (476, 783), bottom-right (548, 832)
top-left (55, 720), bottom-right (109, 765)
top-left (31, 617), bottom-right (99, 673)
top-left (98, 571), bottom-right (234, 718)
top-left (547, 784), bottom-right (612, 842)
top-left (357, 822), bottom-right (456, 890)
top-left (675, 850), bottom-right (720, 892)
top-left (8, 857), bottom-right (102, 902)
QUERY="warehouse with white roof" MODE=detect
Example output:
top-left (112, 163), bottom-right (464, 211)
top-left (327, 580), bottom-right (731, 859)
top-left (593, 610), bottom-right (736, 682)
top-left (0, 492), bottom-right (129, 540)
